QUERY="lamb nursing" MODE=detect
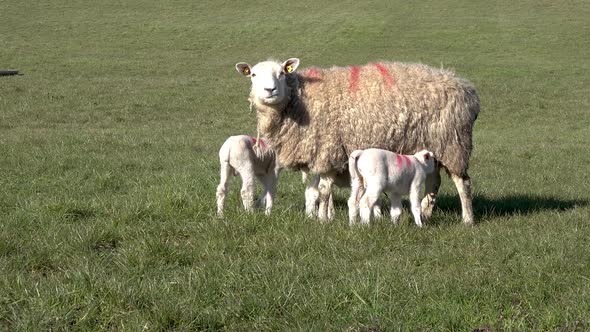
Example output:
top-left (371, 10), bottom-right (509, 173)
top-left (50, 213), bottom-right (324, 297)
top-left (236, 58), bottom-right (480, 224)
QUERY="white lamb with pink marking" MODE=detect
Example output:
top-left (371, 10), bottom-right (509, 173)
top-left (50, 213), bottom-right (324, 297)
top-left (216, 135), bottom-right (279, 217)
top-left (348, 149), bottom-right (436, 226)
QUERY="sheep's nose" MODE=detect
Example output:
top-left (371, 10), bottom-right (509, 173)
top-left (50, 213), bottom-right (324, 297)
top-left (265, 87), bottom-right (276, 93)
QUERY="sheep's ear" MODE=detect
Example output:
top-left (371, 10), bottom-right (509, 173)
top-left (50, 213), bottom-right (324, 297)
top-left (282, 58), bottom-right (300, 73)
top-left (236, 62), bottom-right (252, 77)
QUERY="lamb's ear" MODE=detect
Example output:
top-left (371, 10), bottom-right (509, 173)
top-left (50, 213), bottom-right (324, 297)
top-left (282, 58), bottom-right (300, 73)
top-left (236, 62), bottom-right (252, 77)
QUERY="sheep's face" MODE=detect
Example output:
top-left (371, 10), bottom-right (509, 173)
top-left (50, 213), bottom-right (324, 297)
top-left (414, 150), bottom-right (436, 174)
top-left (236, 58), bottom-right (300, 105)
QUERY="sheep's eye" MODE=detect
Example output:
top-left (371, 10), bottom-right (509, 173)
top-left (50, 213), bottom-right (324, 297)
top-left (278, 72), bottom-right (285, 77)
top-left (251, 73), bottom-right (256, 77)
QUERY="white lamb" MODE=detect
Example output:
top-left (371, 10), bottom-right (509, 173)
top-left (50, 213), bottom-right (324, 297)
top-left (348, 149), bottom-right (436, 227)
top-left (304, 171), bottom-right (350, 219)
top-left (216, 135), bottom-right (279, 217)
top-left (304, 171), bottom-right (382, 220)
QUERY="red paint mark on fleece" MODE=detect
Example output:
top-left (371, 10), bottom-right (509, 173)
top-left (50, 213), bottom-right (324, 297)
top-left (395, 154), bottom-right (403, 169)
top-left (249, 136), bottom-right (265, 148)
top-left (396, 154), bottom-right (413, 169)
top-left (402, 155), bottom-right (413, 168)
top-left (349, 66), bottom-right (361, 94)
top-left (373, 63), bottom-right (395, 88)
top-left (303, 68), bottom-right (322, 79)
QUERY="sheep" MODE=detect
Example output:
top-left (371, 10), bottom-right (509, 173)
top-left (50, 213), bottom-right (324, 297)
top-left (235, 58), bottom-right (480, 224)
top-left (348, 149), bottom-right (435, 226)
top-left (216, 135), bottom-right (279, 217)
top-left (304, 171), bottom-right (382, 220)
top-left (304, 170), bottom-right (348, 219)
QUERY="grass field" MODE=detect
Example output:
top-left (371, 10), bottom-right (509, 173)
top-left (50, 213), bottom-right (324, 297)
top-left (1, 0), bottom-right (590, 330)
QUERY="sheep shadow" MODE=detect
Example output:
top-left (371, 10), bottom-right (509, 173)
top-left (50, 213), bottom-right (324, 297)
top-left (329, 193), bottom-right (587, 224)
top-left (439, 193), bottom-right (587, 222)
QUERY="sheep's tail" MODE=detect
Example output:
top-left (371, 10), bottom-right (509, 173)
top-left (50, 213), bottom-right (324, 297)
top-left (349, 150), bottom-right (365, 203)
top-left (219, 140), bottom-right (237, 177)
top-left (348, 150), bottom-right (363, 182)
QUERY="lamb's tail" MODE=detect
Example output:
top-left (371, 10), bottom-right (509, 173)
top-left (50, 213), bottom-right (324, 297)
top-left (348, 150), bottom-right (365, 205)
top-left (348, 150), bottom-right (363, 182)
top-left (219, 140), bottom-right (237, 177)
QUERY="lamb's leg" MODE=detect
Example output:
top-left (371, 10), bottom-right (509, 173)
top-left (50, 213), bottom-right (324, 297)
top-left (238, 167), bottom-right (256, 213)
top-left (359, 187), bottom-right (381, 225)
top-left (317, 174), bottom-right (335, 223)
top-left (347, 176), bottom-right (363, 225)
top-left (389, 194), bottom-right (402, 225)
top-left (451, 173), bottom-right (475, 225)
top-left (373, 198), bottom-right (383, 219)
top-left (261, 174), bottom-right (277, 216)
top-left (255, 175), bottom-right (266, 208)
top-left (327, 192), bottom-right (335, 220)
top-left (305, 175), bottom-right (320, 218)
top-left (409, 187), bottom-right (423, 227)
top-left (421, 164), bottom-right (441, 219)
top-left (216, 161), bottom-right (233, 217)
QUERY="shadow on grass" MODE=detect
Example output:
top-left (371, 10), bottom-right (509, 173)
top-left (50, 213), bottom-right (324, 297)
top-left (438, 193), bottom-right (588, 220)
top-left (330, 193), bottom-right (587, 224)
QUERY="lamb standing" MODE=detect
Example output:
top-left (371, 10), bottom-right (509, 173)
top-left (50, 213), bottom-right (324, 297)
top-left (304, 171), bottom-right (348, 219)
top-left (216, 135), bottom-right (279, 216)
top-left (235, 58), bottom-right (480, 224)
top-left (304, 171), bottom-right (382, 220)
top-left (348, 149), bottom-right (435, 226)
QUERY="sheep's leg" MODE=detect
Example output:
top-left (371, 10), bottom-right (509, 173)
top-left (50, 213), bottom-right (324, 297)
top-left (373, 198), bottom-right (383, 219)
top-left (216, 161), bottom-right (233, 217)
top-left (421, 165), bottom-right (441, 220)
top-left (305, 175), bottom-right (320, 218)
top-left (261, 174), bottom-right (277, 216)
top-left (409, 187), bottom-right (423, 227)
top-left (327, 192), bottom-right (335, 220)
top-left (237, 166), bottom-right (256, 213)
top-left (254, 175), bottom-right (266, 208)
top-left (359, 187), bottom-right (381, 225)
top-left (347, 176), bottom-right (363, 225)
top-left (389, 194), bottom-right (402, 225)
top-left (317, 174), bottom-right (335, 223)
top-left (451, 173), bottom-right (475, 225)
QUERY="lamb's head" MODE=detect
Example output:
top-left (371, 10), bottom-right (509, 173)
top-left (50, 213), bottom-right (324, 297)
top-left (414, 150), bottom-right (436, 174)
top-left (236, 58), bottom-right (300, 106)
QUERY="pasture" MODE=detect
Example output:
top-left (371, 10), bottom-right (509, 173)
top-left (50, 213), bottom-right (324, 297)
top-left (1, 0), bottom-right (589, 330)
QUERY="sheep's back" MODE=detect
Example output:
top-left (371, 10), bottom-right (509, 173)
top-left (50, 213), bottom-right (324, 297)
top-left (296, 62), bottom-right (479, 175)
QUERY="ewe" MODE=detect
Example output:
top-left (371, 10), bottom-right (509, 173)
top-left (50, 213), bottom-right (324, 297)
top-left (236, 58), bottom-right (480, 224)
top-left (348, 149), bottom-right (435, 227)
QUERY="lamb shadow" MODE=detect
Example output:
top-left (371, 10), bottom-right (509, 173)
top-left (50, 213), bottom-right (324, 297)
top-left (329, 193), bottom-right (587, 224)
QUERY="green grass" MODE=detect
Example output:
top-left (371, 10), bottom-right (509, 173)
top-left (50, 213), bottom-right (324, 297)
top-left (1, 0), bottom-right (590, 330)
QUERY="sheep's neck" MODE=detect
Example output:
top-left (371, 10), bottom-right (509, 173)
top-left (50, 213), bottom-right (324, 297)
top-left (253, 101), bottom-right (286, 136)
